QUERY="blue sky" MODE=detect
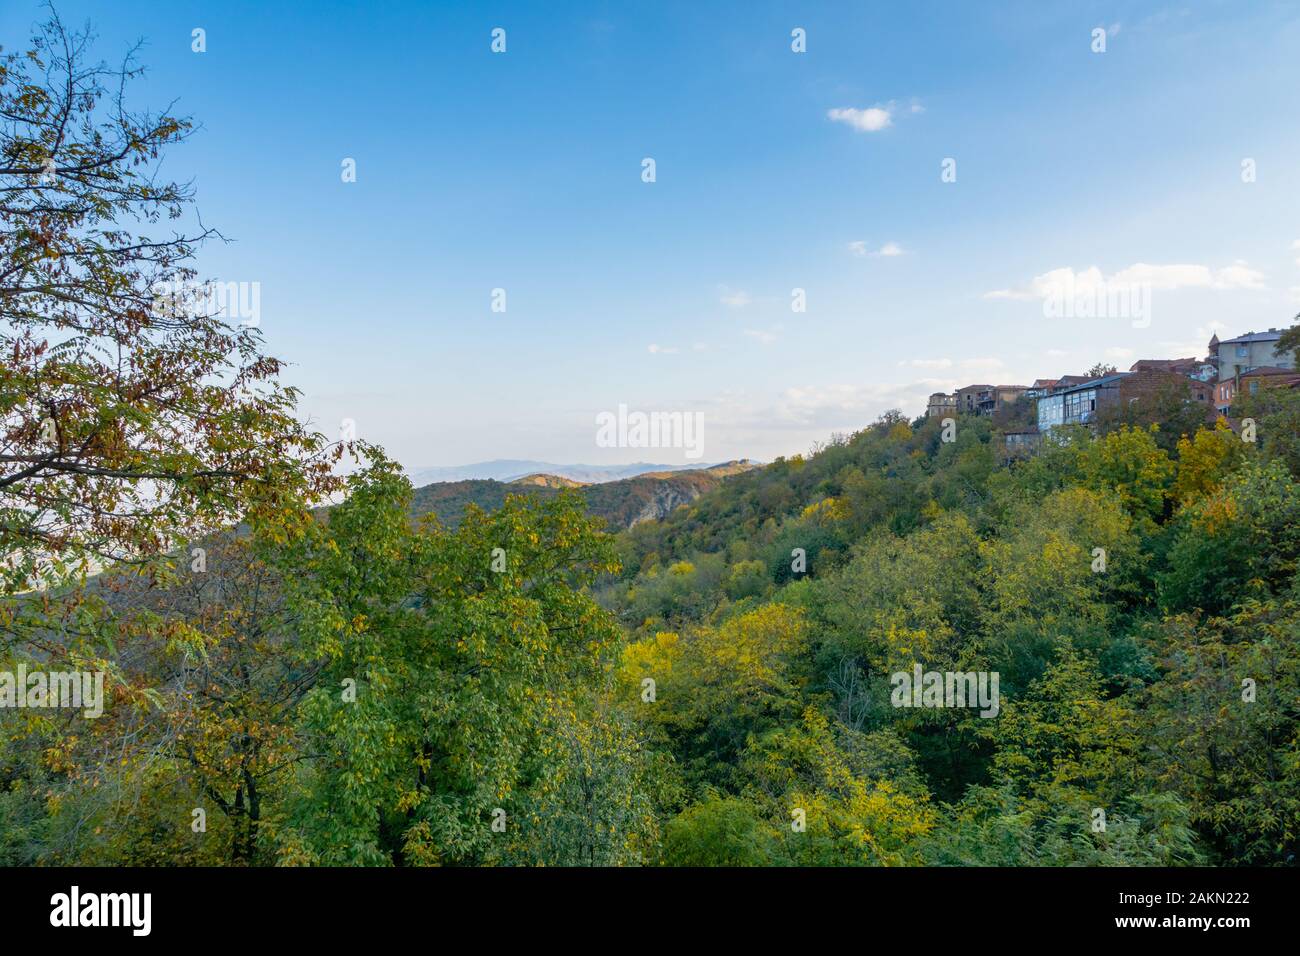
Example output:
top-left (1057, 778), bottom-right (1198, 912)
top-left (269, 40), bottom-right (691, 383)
top-left (6, 0), bottom-right (1300, 467)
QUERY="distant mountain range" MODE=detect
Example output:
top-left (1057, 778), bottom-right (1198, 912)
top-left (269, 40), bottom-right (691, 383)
top-left (409, 460), bottom-right (759, 529)
top-left (407, 460), bottom-right (733, 486)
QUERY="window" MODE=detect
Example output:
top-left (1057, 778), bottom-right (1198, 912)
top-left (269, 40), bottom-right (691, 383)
top-left (1236, 344), bottom-right (1248, 358)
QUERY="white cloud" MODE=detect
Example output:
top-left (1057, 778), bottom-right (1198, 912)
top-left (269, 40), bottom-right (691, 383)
top-left (1206, 261), bottom-right (1266, 290)
top-left (960, 357), bottom-right (1004, 371)
top-left (647, 343), bottom-right (679, 355)
top-left (1113, 261), bottom-right (1265, 291)
top-left (1046, 348), bottom-right (1068, 357)
top-left (898, 358), bottom-right (953, 369)
top-left (827, 105), bottom-right (893, 132)
top-left (718, 286), bottom-right (751, 308)
top-left (849, 240), bottom-right (905, 258)
top-left (1291, 239), bottom-right (1300, 267)
top-left (986, 261), bottom-right (1267, 300)
top-left (744, 328), bottom-right (779, 345)
top-left (1105, 346), bottom-right (1134, 360)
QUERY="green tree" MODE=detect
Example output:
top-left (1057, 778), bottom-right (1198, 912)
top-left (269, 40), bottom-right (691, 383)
top-left (1079, 425), bottom-right (1175, 531)
top-left (1276, 315), bottom-right (1300, 368)
top-left (276, 461), bottom-right (633, 865)
top-left (1159, 458), bottom-right (1300, 615)
top-left (1142, 602), bottom-right (1300, 864)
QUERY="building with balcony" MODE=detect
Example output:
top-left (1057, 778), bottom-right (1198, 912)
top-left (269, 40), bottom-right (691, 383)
top-left (956, 384), bottom-right (1029, 416)
top-left (1130, 357), bottom-right (1217, 382)
top-left (1036, 371), bottom-right (1213, 433)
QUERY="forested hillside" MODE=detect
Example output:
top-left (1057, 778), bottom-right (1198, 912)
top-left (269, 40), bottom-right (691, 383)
top-left (591, 389), bottom-right (1300, 865)
top-left (6, 386), bottom-right (1297, 866)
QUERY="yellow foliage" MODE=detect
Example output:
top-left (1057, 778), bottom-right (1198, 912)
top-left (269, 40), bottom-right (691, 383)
top-left (801, 497), bottom-right (850, 523)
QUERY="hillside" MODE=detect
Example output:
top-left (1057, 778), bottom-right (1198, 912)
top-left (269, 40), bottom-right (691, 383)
top-left (408, 460), bottom-right (760, 529)
top-left (510, 473), bottom-right (588, 488)
top-left (587, 389), bottom-right (1300, 865)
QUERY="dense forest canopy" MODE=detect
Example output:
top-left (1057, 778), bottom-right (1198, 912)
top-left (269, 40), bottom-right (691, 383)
top-left (5, 385), bottom-right (1299, 865)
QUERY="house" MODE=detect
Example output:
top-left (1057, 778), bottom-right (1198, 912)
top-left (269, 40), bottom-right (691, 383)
top-left (926, 392), bottom-right (957, 419)
top-left (1037, 375), bottom-right (1117, 432)
top-left (955, 384), bottom-right (994, 415)
top-left (956, 384), bottom-right (1029, 416)
top-left (1129, 357), bottom-right (1216, 382)
top-left (1236, 365), bottom-right (1300, 404)
top-left (1209, 330), bottom-right (1295, 382)
top-left (1051, 375), bottom-right (1093, 393)
top-left (1024, 378), bottom-right (1059, 400)
top-left (986, 385), bottom-right (1029, 413)
top-left (1214, 378), bottom-right (1236, 414)
top-left (1001, 427), bottom-right (1041, 462)
top-left (1037, 370), bottom-right (1213, 433)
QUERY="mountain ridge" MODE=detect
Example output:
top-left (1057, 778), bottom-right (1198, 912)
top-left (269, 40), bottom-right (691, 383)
top-left (407, 459), bottom-right (753, 486)
top-left (409, 460), bottom-right (760, 529)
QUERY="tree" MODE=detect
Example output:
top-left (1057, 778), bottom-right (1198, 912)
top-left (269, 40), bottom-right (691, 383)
top-left (1086, 362), bottom-right (1118, 378)
top-left (620, 604), bottom-right (810, 791)
top-left (740, 708), bottom-right (935, 866)
top-left (1172, 421), bottom-right (1246, 506)
top-left (1, 12), bottom-right (339, 598)
top-left (276, 461), bottom-right (637, 865)
top-left (6, 533), bottom-right (312, 865)
top-left (1159, 458), bottom-right (1300, 615)
top-left (981, 651), bottom-right (1140, 813)
top-left (1276, 314), bottom-right (1300, 368)
top-left (1142, 602), bottom-right (1300, 864)
top-left (97, 535), bottom-right (312, 864)
top-left (1234, 384), bottom-right (1300, 479)
top-left (1079, 425), bottom-right (1175, 531)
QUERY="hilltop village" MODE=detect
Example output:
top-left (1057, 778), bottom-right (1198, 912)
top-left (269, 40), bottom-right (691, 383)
top-left (924, 326), bottom-right (1299, 457)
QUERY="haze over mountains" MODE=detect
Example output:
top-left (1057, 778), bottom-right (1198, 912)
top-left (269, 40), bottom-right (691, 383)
top-left (407, 460), bottom-right (746, 486)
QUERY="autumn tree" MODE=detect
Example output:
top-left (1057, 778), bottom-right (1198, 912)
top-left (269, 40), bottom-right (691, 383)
top-left (0, 12), bottom-right (340, 600)
top-left (1, 11), bottom-right (343, 866)
top-left (1078, 425), bottom-right (1174, 531)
